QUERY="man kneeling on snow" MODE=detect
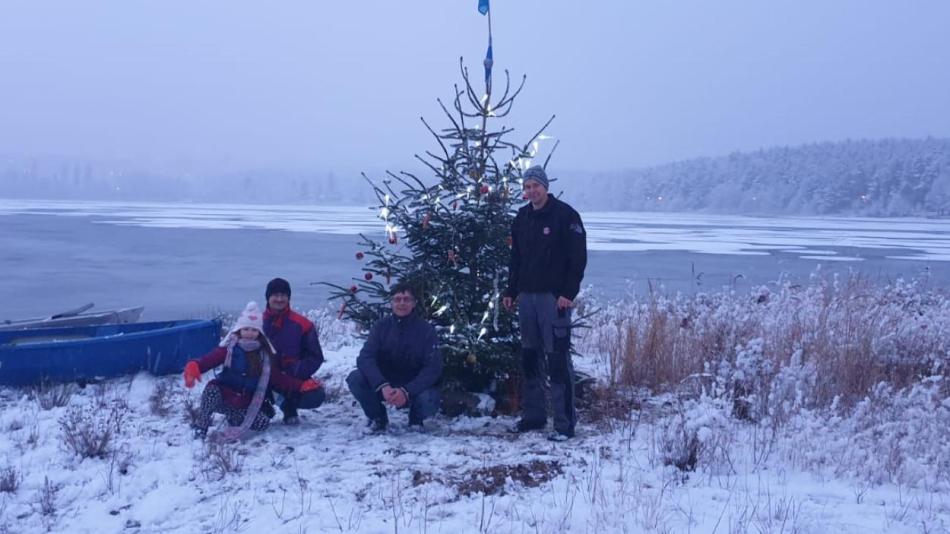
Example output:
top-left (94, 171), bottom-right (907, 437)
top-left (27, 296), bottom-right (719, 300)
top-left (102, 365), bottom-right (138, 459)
top-left (263, 277), bottom-right (327, 424)
top-left (346, 282), bottom-right (442, 432)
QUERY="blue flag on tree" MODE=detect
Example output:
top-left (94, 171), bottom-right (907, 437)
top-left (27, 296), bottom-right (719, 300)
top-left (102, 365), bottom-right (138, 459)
top-left (478, 0), bottom-right (489, 15)
top-left (484, 38), bottom-right (493, 90)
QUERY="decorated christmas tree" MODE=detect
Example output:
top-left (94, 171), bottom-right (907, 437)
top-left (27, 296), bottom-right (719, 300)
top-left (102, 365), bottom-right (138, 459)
top-left (324, 10), bottom-right (558, 392)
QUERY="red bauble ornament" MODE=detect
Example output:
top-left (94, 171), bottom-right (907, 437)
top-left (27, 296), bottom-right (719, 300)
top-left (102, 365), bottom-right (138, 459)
top-left (355, 251), bottom-right (364, 260)
top-left (388, 234), bottom-right (398, 245)
top-left (480, 184), bottom-right (489, 194)
top-left (364, 272), bottom-right (373, 281)
top-left (349, 285), bottom-right (358, 293)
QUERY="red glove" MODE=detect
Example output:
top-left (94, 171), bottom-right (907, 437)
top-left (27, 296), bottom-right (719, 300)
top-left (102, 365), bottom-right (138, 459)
top-left (299, 378), bottom-right (322, 392)
top-left (183, 361), bottom-right (201, 388)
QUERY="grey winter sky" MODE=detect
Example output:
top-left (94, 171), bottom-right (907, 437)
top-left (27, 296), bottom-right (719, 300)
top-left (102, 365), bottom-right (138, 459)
top-left (1, 0), bottom-right (948, 175)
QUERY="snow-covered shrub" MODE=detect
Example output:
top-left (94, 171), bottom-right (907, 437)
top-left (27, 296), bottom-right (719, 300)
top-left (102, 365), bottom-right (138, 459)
top-left (36, 476), bottom-right (59, 519)
top-left (657, 410), bottom-right (699, 472)
top-left (306, 306), bottom-right (362, 351)
top-left (90, 385), bottom-right (131, 435)
top-left (656, 397), bottom-right (734, 474)
top-left (22, 420), bottom-right (40, 450)
top-left (777, 375), bottom-right (950, 490)
top-left (0, 466), bottom-right (20, 493)
top-left (100, 443), bottom-right (134, 497)
top-left (846, 378), bottom-right (946, 488)
top-left (31, 383), bottom-right (74, 411)
top-left (712, 337), bottom-right (774, 420)
top-left (148, 380), bottom-right (174, 417)
top-left (201, 441), bottom-right (244, 481)
top-left (59, 402), bottom-right (118, 460)
top-left (764, 347), bottom-right (817, 427)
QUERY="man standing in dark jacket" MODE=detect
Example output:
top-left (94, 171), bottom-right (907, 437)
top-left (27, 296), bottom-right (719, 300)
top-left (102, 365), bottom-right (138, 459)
top-left (347, 282), bottom-right (443, 432)
top-left (263, 277), bottom-right (326, 425)
top-left (503, 165), bottom-right (587, 441)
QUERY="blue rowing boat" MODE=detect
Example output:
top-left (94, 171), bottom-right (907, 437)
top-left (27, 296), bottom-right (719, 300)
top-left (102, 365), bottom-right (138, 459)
top-left (0, 320), bottom-right (221, 386)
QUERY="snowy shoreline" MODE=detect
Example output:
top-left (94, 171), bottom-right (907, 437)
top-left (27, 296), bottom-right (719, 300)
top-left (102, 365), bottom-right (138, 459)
top-left (2, 276), bottom-right (949, 533)
top-left (2, 353), bottom-right (947, 534)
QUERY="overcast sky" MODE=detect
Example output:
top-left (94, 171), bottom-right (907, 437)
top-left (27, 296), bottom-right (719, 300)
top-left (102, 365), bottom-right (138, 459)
top-left (1, 1), bottom-right (948, 175)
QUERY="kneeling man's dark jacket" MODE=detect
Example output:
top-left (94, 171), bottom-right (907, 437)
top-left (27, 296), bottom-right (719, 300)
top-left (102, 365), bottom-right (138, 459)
top-left (356, 314), bottom-right (442, 397)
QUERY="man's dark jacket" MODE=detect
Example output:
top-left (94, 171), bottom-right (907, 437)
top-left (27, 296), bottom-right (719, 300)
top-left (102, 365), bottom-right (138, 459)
top-left (505, 195), bottom-right (587, 300)
top-left (356, 313), bottom-right (442, 398)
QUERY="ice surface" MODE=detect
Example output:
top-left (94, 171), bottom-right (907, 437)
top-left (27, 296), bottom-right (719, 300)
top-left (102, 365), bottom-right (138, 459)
top-left (4, 198), bottom-right (950, 259)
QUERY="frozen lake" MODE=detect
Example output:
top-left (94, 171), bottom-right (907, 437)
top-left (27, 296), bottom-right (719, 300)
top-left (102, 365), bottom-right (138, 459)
top-left (2, 199), bottom-right (948, 320)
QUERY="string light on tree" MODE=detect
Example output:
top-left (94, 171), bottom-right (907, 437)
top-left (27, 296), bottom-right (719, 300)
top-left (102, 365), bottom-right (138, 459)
top-left (322, 0), bottom-right (561, 392)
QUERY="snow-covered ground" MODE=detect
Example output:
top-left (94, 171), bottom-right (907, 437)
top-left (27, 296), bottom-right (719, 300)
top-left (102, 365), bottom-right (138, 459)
top-left (2, 325), bottom-right (947, 533)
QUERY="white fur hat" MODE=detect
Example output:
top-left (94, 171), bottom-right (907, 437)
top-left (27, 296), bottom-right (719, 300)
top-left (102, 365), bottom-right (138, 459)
top-left (220, 301), bottom-right (276, 353)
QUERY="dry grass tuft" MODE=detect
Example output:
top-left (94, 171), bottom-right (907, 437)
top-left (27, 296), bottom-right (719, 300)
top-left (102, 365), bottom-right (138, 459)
top-left (592, 274), bottom-right (949, 413)
top-left (0, 466), bottom-right (20, 494)
top-left (31, 382), bottom-right (74, 411)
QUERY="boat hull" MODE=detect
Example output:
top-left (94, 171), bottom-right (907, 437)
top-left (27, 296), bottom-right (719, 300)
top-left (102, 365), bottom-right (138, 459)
top-left (0, 320), bottom-right (220, 386)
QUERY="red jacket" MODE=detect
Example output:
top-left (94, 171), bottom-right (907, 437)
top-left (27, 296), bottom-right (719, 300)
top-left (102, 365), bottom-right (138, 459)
top-left (263, 307), bottom-right (324, 381)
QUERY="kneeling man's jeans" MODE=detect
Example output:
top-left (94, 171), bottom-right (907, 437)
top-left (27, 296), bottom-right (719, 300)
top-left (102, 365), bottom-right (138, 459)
top-left (346, 369), bottom-right (440, 424)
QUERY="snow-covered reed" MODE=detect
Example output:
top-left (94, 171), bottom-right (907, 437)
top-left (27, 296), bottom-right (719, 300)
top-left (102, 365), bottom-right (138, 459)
top-left (578, 272), bottom-right (950, 491)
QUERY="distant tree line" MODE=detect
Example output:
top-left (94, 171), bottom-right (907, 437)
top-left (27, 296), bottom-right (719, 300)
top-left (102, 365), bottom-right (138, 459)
top-left (4, 138), bottom-right (949, 216)
top-left (557, 138), bottom-right (950, 216)
top-left (0, 159), bottom-right (373, 205)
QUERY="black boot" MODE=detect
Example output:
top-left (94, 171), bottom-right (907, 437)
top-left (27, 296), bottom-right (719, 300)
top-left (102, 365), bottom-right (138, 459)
top-left (282, 406), bottom-right (300, 425)
top-left (509, 418), bottom-right (546, 434)
top-left (367, 416), bottom-right (388, 433)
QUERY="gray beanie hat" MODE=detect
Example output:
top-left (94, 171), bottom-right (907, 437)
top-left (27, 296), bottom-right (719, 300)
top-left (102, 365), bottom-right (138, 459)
top-left (523, 165), bottom-right (549, 190)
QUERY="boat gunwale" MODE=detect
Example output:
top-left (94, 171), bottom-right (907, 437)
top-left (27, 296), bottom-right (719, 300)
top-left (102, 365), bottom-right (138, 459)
top-left (0, 306), bottom-right (146, 331)
top-left (0, 319), bottom-right (220, 352)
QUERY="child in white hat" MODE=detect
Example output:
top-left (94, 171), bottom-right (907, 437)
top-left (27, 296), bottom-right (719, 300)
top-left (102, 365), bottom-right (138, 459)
top-left (183, 301), bottom-right (280, 439)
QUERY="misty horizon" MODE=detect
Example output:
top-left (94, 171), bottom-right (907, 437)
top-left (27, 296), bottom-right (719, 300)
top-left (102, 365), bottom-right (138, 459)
top-left (1, 1), bottom-right (949, 176)
top-left (4, 137), bottom-right (949, 220)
